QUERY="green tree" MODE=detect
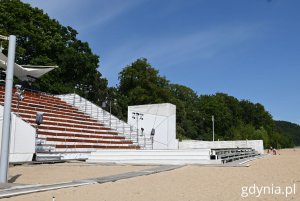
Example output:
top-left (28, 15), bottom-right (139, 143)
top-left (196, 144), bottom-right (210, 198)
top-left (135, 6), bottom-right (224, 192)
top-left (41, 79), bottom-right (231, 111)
top-left (240, 100), bottom-right (274, 132)
top-left (197, 94), bottom-right (235, 140)
top-left (116, 58), bottom-right (293, 147)
top-left (117, 58), bottom-right (171, 117)
top-left (168, 84), bottom-right (200, 139)
top-left (0, 0), bottom-right (108, 102)
top-left (275, 121), bottom-right (300, 146)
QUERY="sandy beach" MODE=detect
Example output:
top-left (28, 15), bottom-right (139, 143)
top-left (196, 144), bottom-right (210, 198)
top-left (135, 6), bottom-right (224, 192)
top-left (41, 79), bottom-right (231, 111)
top-left (3, 148), bottom-right (300, 201)
top-left (9, 162), bottom-right (153, 184)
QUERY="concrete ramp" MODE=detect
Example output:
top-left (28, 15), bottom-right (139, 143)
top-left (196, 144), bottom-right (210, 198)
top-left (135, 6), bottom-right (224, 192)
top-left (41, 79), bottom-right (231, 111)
top-left (86, 149), bottom-right (221, 165)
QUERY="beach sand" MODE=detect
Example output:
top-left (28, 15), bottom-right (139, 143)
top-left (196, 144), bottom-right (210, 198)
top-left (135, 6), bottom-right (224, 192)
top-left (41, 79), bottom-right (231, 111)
top-left (9, 162), bottom-right (153, 184)
top-left (4, 148), bottom-right (300, 201)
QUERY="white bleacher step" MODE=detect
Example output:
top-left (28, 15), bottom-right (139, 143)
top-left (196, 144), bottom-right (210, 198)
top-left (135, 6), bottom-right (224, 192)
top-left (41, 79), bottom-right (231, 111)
top-left (41, 142), bottom-right (133, 147)
top-left (35, 154), bottom-right (62, 161)
top-left (36, 153), bottom-right (89, 160)
top-left (36, 127), bottom-right (118, 135)
top-left (37, 130), bottom-right (120, 138)
top-left (53, 148), bottom-right (124, 153)
top-left (36, 145), bottom-right (55, 152)
top-left (22, 117), bottom-right (101, 126)
top-left (36, 138), bottom-right (47, 144)
top-left (37, 136), bottom-right (129, 142)
top-left (26, 119), bottom-right (106, 128)
top-left (87, 149), bottom-right (221, 165)
top-left (15, 107), bottom-right (84, 117)
top-left (211, 148), bottom-right (261, 163)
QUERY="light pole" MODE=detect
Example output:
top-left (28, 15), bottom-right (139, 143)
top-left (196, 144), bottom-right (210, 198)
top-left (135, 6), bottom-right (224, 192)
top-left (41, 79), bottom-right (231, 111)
top-left (34, 112), bottom-right (44, 160)
top-left (212, 115), bottom-right (215, 142)
top-left (151, 128), bottom-right (155, 150)
top-left (132, 112), bottom-right (143, 144)
top-left (0, 35), bottom-right (16, 183)
top-left (141, 128), bottom-right (145, 147)
top-left (102, 98), bottom-right (116, 128)
top-left (75, 84), bottom-right (92, 112)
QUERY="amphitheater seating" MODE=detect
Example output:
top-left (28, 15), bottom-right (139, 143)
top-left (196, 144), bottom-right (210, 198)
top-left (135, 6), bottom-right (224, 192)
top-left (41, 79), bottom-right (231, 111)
top-left (0, 86), bottom-right (140, 157)
top-left (210, 148), bottom-right (260, 163)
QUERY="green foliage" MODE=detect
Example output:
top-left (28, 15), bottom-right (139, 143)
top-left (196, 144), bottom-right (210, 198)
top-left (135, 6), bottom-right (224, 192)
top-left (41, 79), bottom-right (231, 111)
top-left (0, 0), bottom-right (108, 103)
top-left (229, 123), bottom-right (256, 140)
top-left (229, 123), bottom-right (270, 147)
top-left (275, 121), bottom-right (300, 146)
top-left (168, 84), bottom-right (199, 139)
top-left (116, 58), bottom-right (293, 148)
top-left (117, 58), bottom-right (172, 119)
top-left (197, 94), bottom-right (237, 140)
top-left (176, 125), bottom-right (188, 142)
top-left (254, 127), bottom-right (270, 147)
top-left (240, 100), bottom-right (275, 133)
top-left (269, 131), bottom-right (293, 149)
top-left (118, 58), bottom-right (170, 104)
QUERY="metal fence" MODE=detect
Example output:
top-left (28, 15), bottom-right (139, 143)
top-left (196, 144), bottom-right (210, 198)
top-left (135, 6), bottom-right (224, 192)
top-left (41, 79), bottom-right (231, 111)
top-left (56, 93), bottom-right (153, 149)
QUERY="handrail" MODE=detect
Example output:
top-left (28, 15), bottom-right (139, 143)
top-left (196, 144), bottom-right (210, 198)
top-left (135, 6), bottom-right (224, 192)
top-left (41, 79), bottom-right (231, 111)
top-left (55, 93), bottom-right (153, 149)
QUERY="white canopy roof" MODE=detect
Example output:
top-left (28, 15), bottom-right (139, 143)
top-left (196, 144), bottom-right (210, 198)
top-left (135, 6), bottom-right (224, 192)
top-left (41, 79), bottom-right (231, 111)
top-left (0, 52), bottom-right (58, 81)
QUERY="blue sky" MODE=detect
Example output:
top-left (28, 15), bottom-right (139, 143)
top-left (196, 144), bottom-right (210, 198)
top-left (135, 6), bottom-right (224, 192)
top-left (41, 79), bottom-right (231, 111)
top-left (22, 0), bottom-right (300, 125)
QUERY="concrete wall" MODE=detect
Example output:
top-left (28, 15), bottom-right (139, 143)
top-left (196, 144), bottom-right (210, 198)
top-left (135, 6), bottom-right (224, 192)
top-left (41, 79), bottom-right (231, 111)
top-left (128, 103), bottom-right (178, 149)
top-left (179, 140), bottom-right (264, 154)
top-left (0, 106), bottom-right (35, 162)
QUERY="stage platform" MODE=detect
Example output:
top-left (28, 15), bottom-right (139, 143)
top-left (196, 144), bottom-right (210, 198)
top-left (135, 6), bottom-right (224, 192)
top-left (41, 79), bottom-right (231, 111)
top-left (87, 148), bottom-right (261, 165)
top-left (87, 149), bottom-right (220, 165)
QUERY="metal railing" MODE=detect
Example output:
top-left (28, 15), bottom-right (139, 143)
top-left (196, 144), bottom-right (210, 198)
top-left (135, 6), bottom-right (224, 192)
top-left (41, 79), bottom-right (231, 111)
top-left (3, 86), bottom-right (155, 150)
top-left (56, 93), bottom-right (153, 149)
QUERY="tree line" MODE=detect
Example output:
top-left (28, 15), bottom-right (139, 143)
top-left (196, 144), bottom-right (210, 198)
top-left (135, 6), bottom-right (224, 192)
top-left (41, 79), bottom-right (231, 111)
top-left (113, 58), bottom-right (293, 148)
top-left (275, 121), bottom-right (300, 147)
top-left (0, 0), bottom-right (295, 148)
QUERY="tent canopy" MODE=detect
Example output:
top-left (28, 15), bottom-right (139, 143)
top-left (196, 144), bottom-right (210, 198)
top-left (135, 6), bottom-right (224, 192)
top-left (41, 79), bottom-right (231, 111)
top-left (0, 52), bottom-right (58, 81)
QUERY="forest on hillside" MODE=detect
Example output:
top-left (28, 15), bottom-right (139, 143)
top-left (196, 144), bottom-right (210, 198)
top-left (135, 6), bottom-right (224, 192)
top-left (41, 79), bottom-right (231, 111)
top-left (276, 121), bottom-right (300, 147)
top-left (0, 0), bottom-right (297, 148)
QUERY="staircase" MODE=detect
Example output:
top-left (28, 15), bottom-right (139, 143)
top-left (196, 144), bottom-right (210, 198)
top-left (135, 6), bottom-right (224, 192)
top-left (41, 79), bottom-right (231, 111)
top-left (0, 86), bottom-right (140, 160)
top-left (57, 94), bottom-right (153, 150)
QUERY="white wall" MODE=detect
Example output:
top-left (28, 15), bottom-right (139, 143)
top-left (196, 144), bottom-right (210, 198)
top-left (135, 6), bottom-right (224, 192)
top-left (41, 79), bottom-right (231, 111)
top-left (128, 103), bottom-right (178, 149)
top-left (179, 140), bottom-right (264, 154)
top-left (0, 106), bottom-right (35, 162)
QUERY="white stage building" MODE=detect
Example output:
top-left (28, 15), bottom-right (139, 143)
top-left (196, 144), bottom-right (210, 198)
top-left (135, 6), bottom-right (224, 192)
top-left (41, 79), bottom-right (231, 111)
top-left (127, 103), bottom-right (178, 150)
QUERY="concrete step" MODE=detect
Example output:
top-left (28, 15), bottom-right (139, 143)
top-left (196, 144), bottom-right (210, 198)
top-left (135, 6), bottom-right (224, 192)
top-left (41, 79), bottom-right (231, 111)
top-left (44, 137), bottom-right (133, 145)
top-left (37, 131), bottom-right (126, 140)
top-left (36, 154), bottom-right (62, 161)
top-left (36, 152), bottom-right (90, 160)
top-left (55, 144), bottom-right (140, 149)
top-left (87, 149), bottom-right (220, 165)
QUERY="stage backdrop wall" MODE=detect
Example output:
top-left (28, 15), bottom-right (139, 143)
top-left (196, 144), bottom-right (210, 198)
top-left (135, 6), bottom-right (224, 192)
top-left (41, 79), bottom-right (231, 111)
top-left (128, 103), bottom-right (178, 149)
top-left (0, 106), bottom-right (35, 162)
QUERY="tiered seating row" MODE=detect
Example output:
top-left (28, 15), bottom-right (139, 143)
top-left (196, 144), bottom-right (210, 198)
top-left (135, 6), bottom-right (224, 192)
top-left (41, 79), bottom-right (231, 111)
top-left (211, 148), bottom-right (260, 163)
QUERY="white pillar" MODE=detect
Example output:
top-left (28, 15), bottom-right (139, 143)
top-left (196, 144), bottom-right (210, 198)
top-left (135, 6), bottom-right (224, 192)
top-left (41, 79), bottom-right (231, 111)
top-left (0, 35), bottom-right (16, 183)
